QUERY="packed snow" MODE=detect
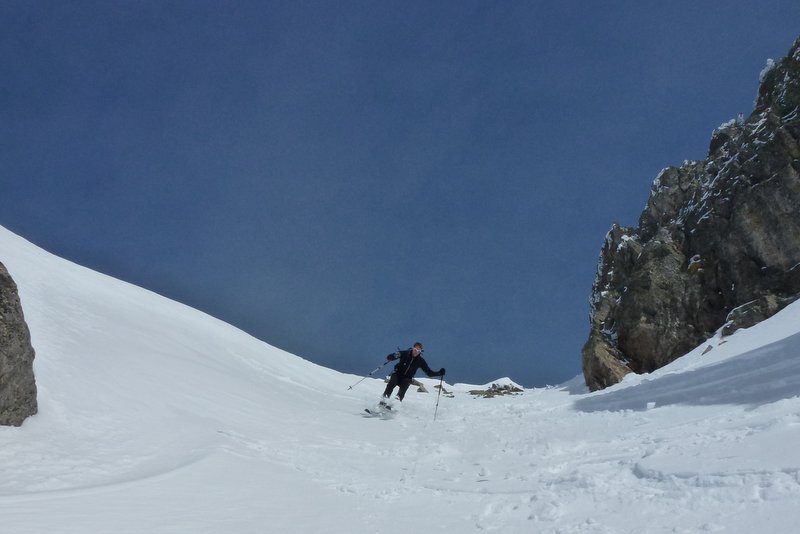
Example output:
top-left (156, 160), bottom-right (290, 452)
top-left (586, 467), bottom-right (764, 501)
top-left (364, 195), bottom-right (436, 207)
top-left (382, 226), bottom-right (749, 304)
top-left (1, 224), bottom-right (800, 533)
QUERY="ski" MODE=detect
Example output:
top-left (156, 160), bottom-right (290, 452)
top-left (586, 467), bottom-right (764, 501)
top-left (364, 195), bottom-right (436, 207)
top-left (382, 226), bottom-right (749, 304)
top-left (364, 401), bottom-right (395, 417)
top-left (364, 408), bottom-right (394, 418)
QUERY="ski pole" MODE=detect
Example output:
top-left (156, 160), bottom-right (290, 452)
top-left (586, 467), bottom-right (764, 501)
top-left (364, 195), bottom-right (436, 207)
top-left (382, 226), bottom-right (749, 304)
top-left (347, 360), bottom-right (391, 390)
top-left (433, 375), bottom-right (444, 421)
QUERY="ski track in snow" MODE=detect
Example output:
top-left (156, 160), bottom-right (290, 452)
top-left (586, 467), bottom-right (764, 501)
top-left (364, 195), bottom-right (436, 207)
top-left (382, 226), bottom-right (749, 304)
top-left (2, 225), bottom-right (800, 533)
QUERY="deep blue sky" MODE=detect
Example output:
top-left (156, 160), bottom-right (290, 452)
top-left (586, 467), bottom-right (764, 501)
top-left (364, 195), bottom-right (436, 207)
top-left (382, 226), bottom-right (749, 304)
top-left (2, 2), bottom-right (798, 387)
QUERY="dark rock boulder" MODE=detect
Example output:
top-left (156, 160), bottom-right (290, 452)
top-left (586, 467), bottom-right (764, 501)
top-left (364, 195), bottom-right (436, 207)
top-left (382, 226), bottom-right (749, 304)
top-left (0, 262), bottom-right (38, 425)
top-left (583, 36), bottom-right (800, 391)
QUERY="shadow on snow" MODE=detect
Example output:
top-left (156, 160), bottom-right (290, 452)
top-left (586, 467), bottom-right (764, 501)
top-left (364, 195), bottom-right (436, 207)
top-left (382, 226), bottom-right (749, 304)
top-left (573, 331), bottom-right (800, 412)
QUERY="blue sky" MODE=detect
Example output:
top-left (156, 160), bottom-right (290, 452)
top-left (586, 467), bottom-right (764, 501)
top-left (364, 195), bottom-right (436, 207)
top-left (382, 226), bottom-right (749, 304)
top-left (2, 1), bottom-right (799, 387)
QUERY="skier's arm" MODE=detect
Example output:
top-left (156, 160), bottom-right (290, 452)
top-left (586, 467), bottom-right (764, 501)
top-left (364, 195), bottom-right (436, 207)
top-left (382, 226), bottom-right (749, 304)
top-left (420, 358), bottom-right (445, 377)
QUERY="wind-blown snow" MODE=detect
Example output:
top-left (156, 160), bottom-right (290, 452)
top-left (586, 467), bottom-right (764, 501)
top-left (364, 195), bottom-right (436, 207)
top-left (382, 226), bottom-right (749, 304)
top-left (1, 225), bottom-right (800, 533)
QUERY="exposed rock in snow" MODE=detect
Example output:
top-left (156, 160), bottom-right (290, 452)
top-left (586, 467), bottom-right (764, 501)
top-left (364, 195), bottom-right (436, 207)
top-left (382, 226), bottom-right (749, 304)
top-left (468, 382), bottom-right (523, 398)
top-left (0, 261), bottom-right (37, 426)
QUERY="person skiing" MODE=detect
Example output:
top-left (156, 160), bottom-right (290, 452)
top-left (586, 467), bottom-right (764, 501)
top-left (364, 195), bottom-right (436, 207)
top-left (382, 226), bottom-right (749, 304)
top-left (382, 342), bottom-right (445, 402)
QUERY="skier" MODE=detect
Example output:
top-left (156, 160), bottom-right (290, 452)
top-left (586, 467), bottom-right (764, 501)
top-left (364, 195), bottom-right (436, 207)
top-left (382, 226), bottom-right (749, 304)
top-left (382, 342), bottom-right (445, 402)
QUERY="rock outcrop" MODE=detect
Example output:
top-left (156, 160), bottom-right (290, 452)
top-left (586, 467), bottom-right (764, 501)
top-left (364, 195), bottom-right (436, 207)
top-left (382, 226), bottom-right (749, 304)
top-left (0, 262), bottom-right (38, 425)
top-left (469, 383), bottom-right (523, 398)
top-left (583, 36), bottom-right (800, 391)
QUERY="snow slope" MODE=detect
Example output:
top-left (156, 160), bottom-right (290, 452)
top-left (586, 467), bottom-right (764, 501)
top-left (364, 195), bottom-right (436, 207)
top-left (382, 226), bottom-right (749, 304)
top-left (1, 225), bottom-right (800, 533)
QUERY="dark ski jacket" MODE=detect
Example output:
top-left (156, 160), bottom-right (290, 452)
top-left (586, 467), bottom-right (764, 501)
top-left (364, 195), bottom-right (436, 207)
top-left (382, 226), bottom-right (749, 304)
top-left (386, 349), bottom-right (441, 379)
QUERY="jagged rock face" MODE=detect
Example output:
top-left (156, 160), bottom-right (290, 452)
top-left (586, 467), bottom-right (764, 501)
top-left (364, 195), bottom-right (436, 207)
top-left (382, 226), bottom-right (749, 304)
top-left (583, 36), bottom-right (800, 391)
top-left (0, 262), bottom-right (38, 425)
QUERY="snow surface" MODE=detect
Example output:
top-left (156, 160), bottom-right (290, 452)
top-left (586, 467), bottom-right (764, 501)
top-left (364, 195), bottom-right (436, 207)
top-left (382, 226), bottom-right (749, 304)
top-left (2, 224), bottom-right (800, 533)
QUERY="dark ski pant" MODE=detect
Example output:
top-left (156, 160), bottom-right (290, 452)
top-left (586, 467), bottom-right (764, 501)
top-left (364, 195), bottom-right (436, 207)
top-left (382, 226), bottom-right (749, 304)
top-left (383, 373), bottom-right (413, 401)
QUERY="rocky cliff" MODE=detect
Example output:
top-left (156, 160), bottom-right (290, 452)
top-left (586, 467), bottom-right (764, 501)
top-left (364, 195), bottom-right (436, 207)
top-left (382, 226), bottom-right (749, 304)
top-left (0, 261), bottom-right (38, 425)
top-left (583, 36), bottom-right (800, 391)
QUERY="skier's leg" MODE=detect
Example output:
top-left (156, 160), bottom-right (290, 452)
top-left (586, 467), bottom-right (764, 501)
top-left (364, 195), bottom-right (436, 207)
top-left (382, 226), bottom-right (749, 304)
top-left (383, 373), bottom-right (399, 399)
top-left (397, 378), bottom-right (413, 401)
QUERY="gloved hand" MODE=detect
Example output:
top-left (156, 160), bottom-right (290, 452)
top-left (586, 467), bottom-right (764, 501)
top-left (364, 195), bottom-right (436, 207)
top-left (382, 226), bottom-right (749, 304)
top-left (387, 352), bottom-right (399, 361)
top-left (438, 368), bottom-right (446, 377)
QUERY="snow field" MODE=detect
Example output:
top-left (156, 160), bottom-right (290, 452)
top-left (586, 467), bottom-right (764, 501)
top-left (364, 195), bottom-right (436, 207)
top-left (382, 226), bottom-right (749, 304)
top-left (2, 224), bottom-right (800, 533)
